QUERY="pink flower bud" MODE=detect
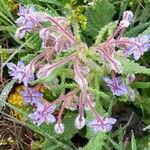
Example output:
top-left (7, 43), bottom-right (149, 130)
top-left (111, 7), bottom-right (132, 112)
top-left (75, 115), bottom-right (85, 129)
top-left (119, 11), bottom-right (133, 28)
top-left (54, 123), bottom-right (65, 134)
top-left (126, 74), bottom-right (135, 85)
top-left (37, 64), bottom-right (54, 78)
top-left (74, 62), bottom-right (88, 91)
top-left (123, 11), bottom-right (133, 22)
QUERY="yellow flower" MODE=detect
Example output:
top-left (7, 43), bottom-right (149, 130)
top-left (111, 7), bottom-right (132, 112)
top-left (8, 85), bottom-right (26, 120)
top-left (8, 85), bottom-right (24, 107)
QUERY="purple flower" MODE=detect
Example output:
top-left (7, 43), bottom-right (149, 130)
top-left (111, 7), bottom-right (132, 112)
top-left (15, 5), bottom-right (39, 39)
top-left (87, 117), bottom-right (116, 132)
top-left (7, 61), bottom-right (34, 86)
top-left (28, 103), bottom-right (56, 126)
top-left (124, 34), bottom-right (150, 60)
top-left (16, 5), bottom-right (36, 28)
top-left (22, 88), bottom-right (43, 105)
top-left (103, 76), bottom-right (128, 96)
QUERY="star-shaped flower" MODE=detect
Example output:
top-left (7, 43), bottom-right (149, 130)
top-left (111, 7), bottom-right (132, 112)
top-left (7, 61), bottom-right (34, 86)
top-left (22, 88), bottom-right (43, 105)
top-left (28, 103), bottom-right (56, 126)
top-left (87, 117), bottom-right (116, 132)
top-left (124, 34), bottom-right (150, 60)
top-left (103, 76), bottom-right (128, 96)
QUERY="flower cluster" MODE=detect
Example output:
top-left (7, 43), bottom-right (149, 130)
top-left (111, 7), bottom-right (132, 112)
top-left (7, 6), bottom-right (148, 135)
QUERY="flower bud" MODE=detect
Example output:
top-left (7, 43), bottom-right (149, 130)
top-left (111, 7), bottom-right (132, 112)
top-left (123, 11), bottom-right (133, 22)
top-left (37, 64), bottom-right (54, 78)
top-left (120, 11), bottom-right (133, 28)
top-left (75, 115), bottom-right (85, 129)
top-left (54, 123), bottom-right (64, 134)
top-left (126, 74), bottom-right (135, 85)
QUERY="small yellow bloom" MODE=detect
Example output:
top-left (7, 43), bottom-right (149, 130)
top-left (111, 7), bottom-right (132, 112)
top-left (8, 85), bottom-right (25, 120)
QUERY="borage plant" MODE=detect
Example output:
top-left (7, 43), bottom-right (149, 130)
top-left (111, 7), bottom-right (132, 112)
top-left (6, 4), bottom-right (150, 148)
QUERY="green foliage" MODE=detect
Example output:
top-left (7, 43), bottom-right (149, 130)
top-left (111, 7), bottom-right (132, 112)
top-left (1, 0), bottom-right (150, 149)
top-left (131, 131), bottom-right (137, 150)
top-left (125, 21), bottom-right (150, 37)
top-left (132, 82), bottom-right (150, 89)
top-left (139, 98), bottom-right (150, 115)
top-left (0, 80), bottom-right (16, 110)
top-left (21, 53), bottom-right (37, 64)
top-left (116, 56), bottom-right (150, 75)
top-left (143, 24), bottom-right (150, 34)
top-left (95, 21), bottom-right (117, 43)
top-left (60, 112), bottom-right (79, 141)
top-left (80, 132), bottom-right (106, 150)
top-left (38, 0), bottom-right (63, 6)
top-left (25, 33), bottom-right (42, 51)
top-left (85, 0), bottom-right (116, 37)
top-left (106, 136), bottom-right (122, 150)
top-left (139, 3), bottom-right (150, 23)
top-left (0, 0), bottom-right (14, 21)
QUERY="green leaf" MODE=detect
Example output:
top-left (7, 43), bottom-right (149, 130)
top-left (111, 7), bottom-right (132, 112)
top-left (131, 131), bottom-right (137, 150)
top-left (106, 136), bottom-right (122, 150)
top-left (18, 0), bottom-right (35, 5)
top-left (143, 24), bottom-right (150, 34)
top-left (38, 0), bottom-right (63, 6)
top-left (80, 132), bottom-right (106, 150)
top-left (21, 54), bottom-right (37, 64)
top-left (85, 0), bottom-right (116, 37)
top-left (139, 3), bottom-right (150, 23)
top-left (116, 56), bottom-right (150, 75)
top-left (95, 21), bottom-right (117, 44)
top-left (60, 112), bottom-right (78, 141)
top-left (139, 98), bottom-right (150, 115)
top-left (30, 68), bottom-right (61, 85)
top-left (132, 82), bottom-right (150, 89)
top-left (0, 80), bottom-right (16, 110)
top-left (88, 87), bottom-right (109, 100)
top-left (0, 0), bottom-right (14, 21)
top-left (125, 22), bottom-right (150, 37)
top-left (119, 0), bottom-right (128, 19)
top-left (26, 33), bottom-right (41, 51)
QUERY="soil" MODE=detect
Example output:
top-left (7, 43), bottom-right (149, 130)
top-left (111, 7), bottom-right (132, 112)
top-left (112, 102), bottom-right (148, 138)
top-left (0, 116), bottom-right (33, 150)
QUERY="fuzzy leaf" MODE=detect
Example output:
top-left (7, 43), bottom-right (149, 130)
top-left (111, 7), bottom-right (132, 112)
top-left (95, 21), bottom-right (117, 44)
top-left (85, 0), bottom-right (116, 37)
top-left (132, 82), bottom-right (150, 89)
top-left (0, 80), bottom-right (16, 110)
top-left (139, 3), bottom-right (150, 23)
top-left (125, 22), bottom-right (150, 37)
top-left (80, 132), bottom-right (106, 150)
top-left (116, 56), bottom-right (150, 75)
top-left (60, 112), bottom-right (78, 141)
top-left (21, 54), bottom-right (37, 64)
top-left (131, 132), bottom-right (137, 150)
top-left (106, 136), bottom-right (122, 150)
top-left (38, 0), bottom-right (63, 6)
top-left (143, 25), bottom-right (150, 34)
